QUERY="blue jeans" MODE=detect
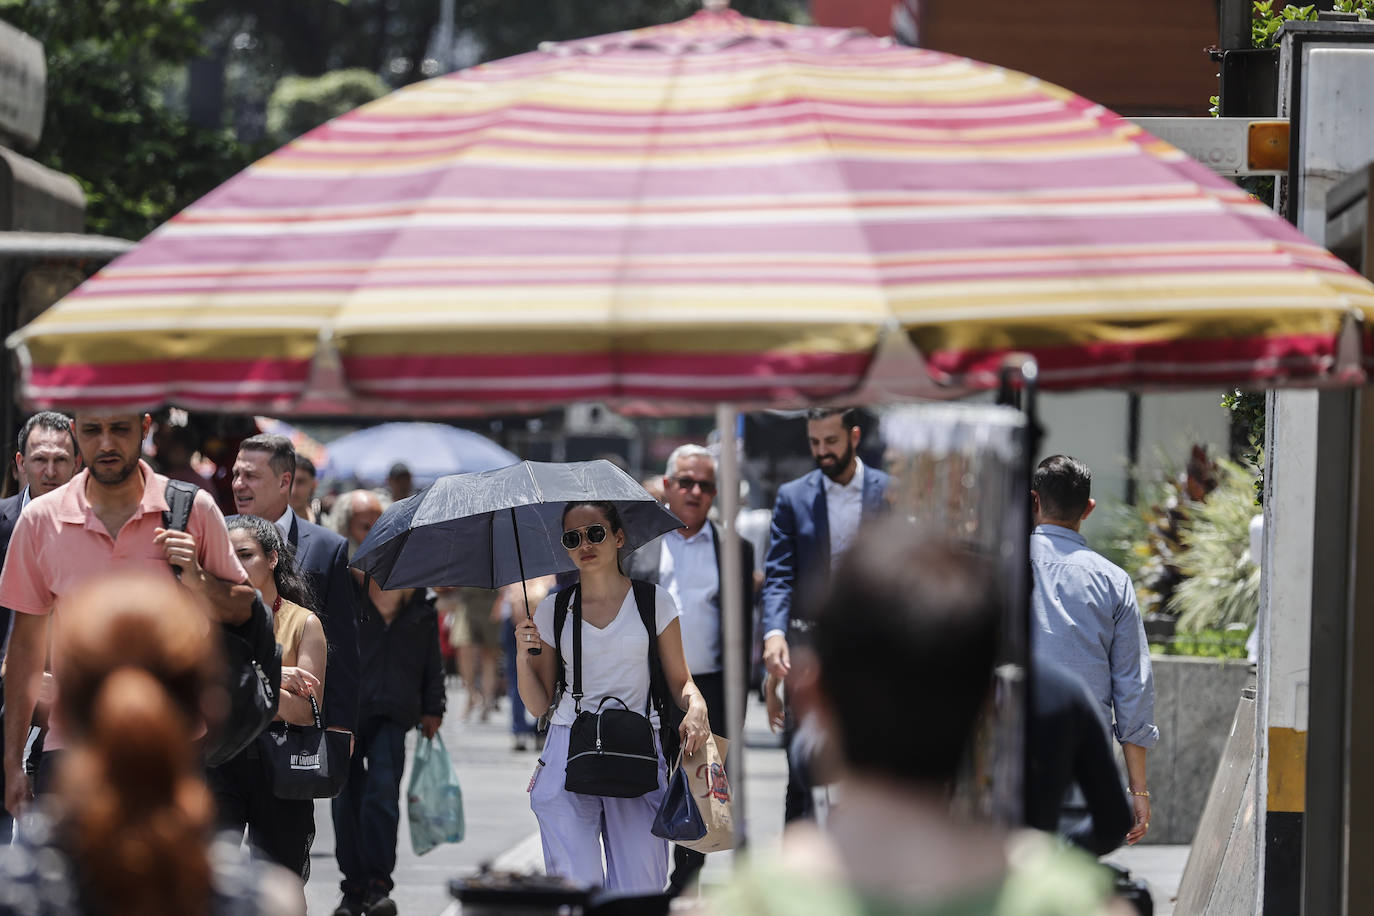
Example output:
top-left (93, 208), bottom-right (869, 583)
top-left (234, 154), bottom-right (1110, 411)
top-left (503, 619), bottom-right (535, 736)
top-left (331, 717), bottom-right (407, 896)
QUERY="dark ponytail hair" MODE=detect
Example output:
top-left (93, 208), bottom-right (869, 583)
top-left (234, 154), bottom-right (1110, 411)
top-left (53, 573), bottom-right (222, 916)
top-left (227, 514), bottom-right (315, 609)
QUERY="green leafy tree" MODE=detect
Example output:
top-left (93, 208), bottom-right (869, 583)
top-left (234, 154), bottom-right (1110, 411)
top-left (266, 69), bottom-right (389, 146)
top-left (194, 0), bottom-right (808, 146)
top-left (1, 0), bottom-right (259, 240)
top-left (1251, 2), bottom-right (1318, 49)
top-left (1222, 389), bottom-right (1265, 503)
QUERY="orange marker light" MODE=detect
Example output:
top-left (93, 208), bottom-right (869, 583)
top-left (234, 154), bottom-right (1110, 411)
top-left (1248, 121), bottom-right (1290, 173)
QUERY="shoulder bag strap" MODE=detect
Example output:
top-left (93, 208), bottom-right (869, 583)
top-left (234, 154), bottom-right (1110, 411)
top-left (570, 584), bottom-right (584, 714)
top-left (554, 585), bottom-right (573, 703)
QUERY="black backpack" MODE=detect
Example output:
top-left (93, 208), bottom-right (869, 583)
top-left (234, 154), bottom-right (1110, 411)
top-left (553, 580), bottom-right (680, 764)
top-left (161, 480), bottom-right (282, 767)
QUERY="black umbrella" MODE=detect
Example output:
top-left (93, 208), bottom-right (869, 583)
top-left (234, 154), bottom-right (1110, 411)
top-left (350, 460), bottom-right (682, 655)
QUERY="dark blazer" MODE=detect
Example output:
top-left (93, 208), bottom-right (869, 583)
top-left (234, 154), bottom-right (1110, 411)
top-left (761, 464), bottom-right (890, 636)
top-left (0, 493), bottom-right (21, 649)
top-left (285, 511), bottom-right (360, 733)
top-left (624, 520), bottom-right (755, 682)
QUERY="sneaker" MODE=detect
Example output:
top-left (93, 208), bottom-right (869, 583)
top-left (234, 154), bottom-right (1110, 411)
top-left (331, 895), bottom-right (364, 916)
top-left (513, 734), bottom-right (529, 752)
top-left (364, 892), bottom-right (398, 916)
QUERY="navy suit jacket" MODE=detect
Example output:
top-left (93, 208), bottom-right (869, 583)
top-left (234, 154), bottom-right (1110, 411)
top-left (761, 465), bottom-right (889, 636)
top-left (624, 520), bottom-right (755, 684)
top-left (286, 511), bottom-right (360, 734)
top-left (0, 493), bottom-right (21, 651)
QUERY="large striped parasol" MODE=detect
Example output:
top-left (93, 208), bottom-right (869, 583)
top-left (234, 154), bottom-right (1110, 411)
top-left (11, 9), bottom-right (1374, 414)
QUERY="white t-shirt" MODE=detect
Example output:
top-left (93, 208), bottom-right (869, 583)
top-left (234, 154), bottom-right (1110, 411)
top-left (534, 583), bottom-right (679, 728)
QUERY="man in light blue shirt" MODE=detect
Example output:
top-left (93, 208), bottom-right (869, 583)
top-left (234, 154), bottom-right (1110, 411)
top-left (1030, 454), bottom-right (1157, 846)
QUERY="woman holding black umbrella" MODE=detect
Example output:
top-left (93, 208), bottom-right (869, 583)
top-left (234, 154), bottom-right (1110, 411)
top-left (516, 501), bottom-right (711, 896)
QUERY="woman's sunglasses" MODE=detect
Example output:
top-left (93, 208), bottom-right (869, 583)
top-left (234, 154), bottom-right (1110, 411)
top-left (561, 524), bottom-right (609, 550)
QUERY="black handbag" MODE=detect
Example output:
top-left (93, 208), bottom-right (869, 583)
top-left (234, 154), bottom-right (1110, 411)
top-left (562, 588), bottom-right (661, 798)
top-left (257, 693), bottom-right (350, 800)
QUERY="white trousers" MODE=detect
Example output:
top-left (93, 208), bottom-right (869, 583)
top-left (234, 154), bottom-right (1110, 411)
top-left (530, 724), bottom-right (669, 894)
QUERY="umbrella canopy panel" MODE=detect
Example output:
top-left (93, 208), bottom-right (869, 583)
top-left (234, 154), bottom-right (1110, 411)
top-left (352, 459), bottom-right (682, 589)
top-left (319, 422), bottom-right (518, 486)
top-left (11, 10), bottom-right (1374, 416)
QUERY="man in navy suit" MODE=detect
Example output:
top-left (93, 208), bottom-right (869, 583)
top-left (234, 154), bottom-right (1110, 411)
top-left (762, 407), bottom-right (889, 822)
top-left (1, 411), bottom-right (79, 840)
top-left (232, 435), bottom-right (360, 739)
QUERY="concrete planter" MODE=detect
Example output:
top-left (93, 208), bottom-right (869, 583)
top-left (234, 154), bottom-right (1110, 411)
top-left (1140, 655), bottom-right (1254, 845)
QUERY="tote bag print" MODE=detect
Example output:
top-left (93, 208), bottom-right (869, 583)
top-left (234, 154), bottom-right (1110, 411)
top-left (680, 734), bottom-right (734, 853)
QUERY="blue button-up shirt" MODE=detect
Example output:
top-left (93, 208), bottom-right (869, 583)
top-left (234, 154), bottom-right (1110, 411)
top-left (1030, 524), bottom-right (1158, 748)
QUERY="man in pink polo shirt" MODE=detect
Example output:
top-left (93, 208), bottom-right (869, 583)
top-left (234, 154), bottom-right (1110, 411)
top-left (1, 411), bottom-right (252, 814)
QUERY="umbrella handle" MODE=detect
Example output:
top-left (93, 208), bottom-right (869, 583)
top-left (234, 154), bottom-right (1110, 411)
top-left (511, 508), bottom-right (542, 656)
top-left (525, 582), bottom-right (541, 656)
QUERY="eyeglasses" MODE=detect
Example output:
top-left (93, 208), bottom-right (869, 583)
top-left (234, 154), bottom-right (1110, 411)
top-left (670, 476), bottom-right (717, 495)
top-left (561, 524), bottom-right (609, 550)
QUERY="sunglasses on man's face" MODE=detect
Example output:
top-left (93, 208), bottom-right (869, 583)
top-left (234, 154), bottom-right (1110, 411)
top-left (671, 476), bottom-right (717, 495)
top-left (562, 524), bottom-right (609, 550)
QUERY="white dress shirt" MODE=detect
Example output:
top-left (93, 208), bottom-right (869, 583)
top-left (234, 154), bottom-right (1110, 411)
top-left (274, 504), bottom-right (294, 538)
top-left (659, 524), bottom-right (722, 675)
top-left (825, 457), bottom-right (866, 571)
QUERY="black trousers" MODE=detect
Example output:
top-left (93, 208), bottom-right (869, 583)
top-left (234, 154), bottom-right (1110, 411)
top-left (208, 748), bottom-right (317, 879)
top-left (666, 670), bottom-right (729, 891)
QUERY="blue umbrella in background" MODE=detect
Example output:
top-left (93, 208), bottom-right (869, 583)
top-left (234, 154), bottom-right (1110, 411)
top-left (320, 422), bottom-right (518, 487)
top-left (351, 460), bottom-right (682, 655)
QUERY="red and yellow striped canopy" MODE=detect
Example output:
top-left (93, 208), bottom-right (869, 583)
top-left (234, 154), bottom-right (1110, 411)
top-left (12, 10), bottom-right (1374, 415)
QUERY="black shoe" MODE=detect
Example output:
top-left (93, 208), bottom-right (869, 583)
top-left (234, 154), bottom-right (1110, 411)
top-left (365, 893), bottom-right (398, 916)
top-left (332, 895), bottom-right (364, 916)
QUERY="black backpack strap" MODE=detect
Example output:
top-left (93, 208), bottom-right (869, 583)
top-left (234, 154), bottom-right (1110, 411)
top-left (632, 578), bottom-right (678, 762)
top-left (162, 480), bottom-right (199, 581)
top-left (161, 479), bottom-right (198, 532)
top-left (554, 585), bottom-right (575, 709)
top-left (570, 585), bottom-right (584, 714)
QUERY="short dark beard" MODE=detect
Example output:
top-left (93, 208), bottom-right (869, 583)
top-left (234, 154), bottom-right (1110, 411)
top-left (88, 454), bottom-right (139, 486)
top-left (816, 440), bottom-right (856, 482)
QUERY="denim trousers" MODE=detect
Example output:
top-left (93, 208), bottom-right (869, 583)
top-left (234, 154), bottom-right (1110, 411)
top-left (331, 717), bottom-right (407, 895)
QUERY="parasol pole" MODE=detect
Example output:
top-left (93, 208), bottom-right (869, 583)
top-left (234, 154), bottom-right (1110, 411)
top-left (510, 507), bottom-right (541, 655)
top-left (716, 404), bottom-right (748, 860)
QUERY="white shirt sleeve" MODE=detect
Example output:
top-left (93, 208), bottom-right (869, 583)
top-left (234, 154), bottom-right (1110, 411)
top-left (654, 584), bottom-right (680, 636)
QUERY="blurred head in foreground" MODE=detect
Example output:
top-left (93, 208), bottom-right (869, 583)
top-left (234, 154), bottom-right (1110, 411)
top-left (802, 520), bottom-right (1000, 790)
top-left (51, 573), bottom-right (222, 915)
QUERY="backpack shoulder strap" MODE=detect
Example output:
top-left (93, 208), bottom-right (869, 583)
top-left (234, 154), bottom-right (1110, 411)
top-left (632, 578), bottom-right (677, 760)
top-left (161, 479), bottom-right (199, 531)
top-left (553, 585), bottom-right (574, 701)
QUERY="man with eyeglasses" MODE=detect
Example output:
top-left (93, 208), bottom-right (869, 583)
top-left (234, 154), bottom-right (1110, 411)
top-left (625, 443), bottom-right (754, 895)
top-left (762, 407), bottom-right (889, 824)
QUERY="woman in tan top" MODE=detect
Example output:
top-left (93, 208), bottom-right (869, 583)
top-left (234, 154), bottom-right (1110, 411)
top-left (207, 515), bottom-right (326, 889)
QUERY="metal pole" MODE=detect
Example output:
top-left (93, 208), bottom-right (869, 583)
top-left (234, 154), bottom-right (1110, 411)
top-left (510, 507), bottom-right (540, 655)
top-left (716, 403), bottom-right (748, 857)
top-left (1220, 0), bottom-right (1252, 51)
